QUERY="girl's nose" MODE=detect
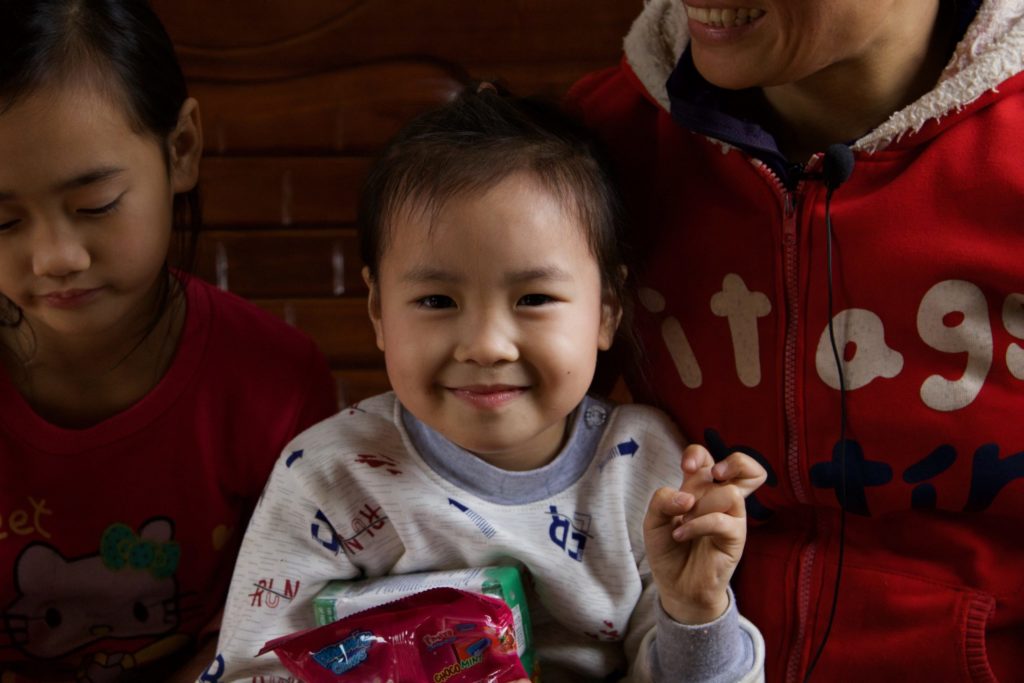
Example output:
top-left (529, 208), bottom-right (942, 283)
top-left (453, 312), bottom-right (519, 366)
top-left (31, 220), bottom-right (91, 278)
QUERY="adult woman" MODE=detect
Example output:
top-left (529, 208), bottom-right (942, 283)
top-left (569, 0), bottom-right (1024, 679)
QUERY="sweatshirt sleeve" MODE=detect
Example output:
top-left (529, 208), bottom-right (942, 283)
top-left (648, 588), bottom-right (765, 682)
top-left (619, 405), bottom-right (766, 682)
top-left (205, 441), bottom-right (363, 682)
top-left (623, 565), bottom-right (764, 682)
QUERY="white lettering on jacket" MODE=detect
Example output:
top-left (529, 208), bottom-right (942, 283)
top-left (1004, 292), bottom-right (1024, 380)
top-left (711, 274), bottom-right (771, 387)
top-left (640, 287), bottom-right (702, 388)
top-left (815, 309), bottom-right (903, 391)
top-left (642, 278), bottom-right (1024, 411)
top-left (917, 280), bottom-right (992, 411)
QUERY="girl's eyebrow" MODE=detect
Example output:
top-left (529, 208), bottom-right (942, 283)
top-left (0, 167), bottom-right (125, 201)
top-left (54, 166), bottom-right (124, 192)
top-left (401, 266), bottom-right (574, 285)
top-left (506, 267), bottom-right (573, 284)
top-left (401, 266), bottom-right (459, 284)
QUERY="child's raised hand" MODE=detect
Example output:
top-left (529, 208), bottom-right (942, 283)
top-left (643, 444), bottom-right (766, 625)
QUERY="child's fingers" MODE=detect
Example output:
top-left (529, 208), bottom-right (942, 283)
top-left (679, 482), bottom-right (747, 522)
top-left (680, 465), bottom-right (714, 499)
top-left (710, 452), bottom-right (767, 496)
top-left (681, 443), bottom-right (715, 474)
top-left (645, 487), bottom-right (696, 531)
top-left (679, 445), bottom-right (717, 499)
top-left (672, 510), bottom-right (746, 545)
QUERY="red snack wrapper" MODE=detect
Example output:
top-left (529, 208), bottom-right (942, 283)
top-left (260, 586), bottom-right (529, 683)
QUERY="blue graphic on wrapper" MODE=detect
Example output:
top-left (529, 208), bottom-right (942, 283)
top-left (312, 630), bottom-right (374, 674)
top-left (466, 637), bottom-right (490, 658)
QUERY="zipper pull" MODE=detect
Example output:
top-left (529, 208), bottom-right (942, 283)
top-left (783, 192), bottom-right (797, 245)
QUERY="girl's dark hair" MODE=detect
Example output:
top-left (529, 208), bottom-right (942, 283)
top-left (358, 85), bottom-right (636, 390)
top-left (0, 0), bottom-right (200, 328)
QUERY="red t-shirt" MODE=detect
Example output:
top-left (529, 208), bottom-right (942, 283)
top-left (0, 276), bottom-right (337, 681)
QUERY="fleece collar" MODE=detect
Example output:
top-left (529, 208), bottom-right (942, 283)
top-left (623, 0), bottom-right (1024, 154)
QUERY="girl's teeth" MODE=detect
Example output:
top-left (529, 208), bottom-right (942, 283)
top-left (686, 6), bottom-right (764, 27)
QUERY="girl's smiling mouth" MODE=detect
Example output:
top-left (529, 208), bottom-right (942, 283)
top-left (448, 385), bottom-right (528, 409)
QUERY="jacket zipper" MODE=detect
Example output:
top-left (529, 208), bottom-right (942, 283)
top-left (781, 189), bottom-right (811, 503)
top-left (752, 158), bottom-right (816, 682)
top-left (782, 184), bottom-right (816, 683)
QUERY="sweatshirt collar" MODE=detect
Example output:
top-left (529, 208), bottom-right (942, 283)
top-left (401, 396), bottom-right (612, 505)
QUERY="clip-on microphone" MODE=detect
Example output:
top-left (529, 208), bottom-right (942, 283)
top-left (804, 143), bottom-right (855, 682)
top-left (823, 143), bottom-right (855, 193)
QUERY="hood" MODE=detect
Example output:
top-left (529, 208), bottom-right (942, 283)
top-left (623, 0), bottom-right (1024, 152)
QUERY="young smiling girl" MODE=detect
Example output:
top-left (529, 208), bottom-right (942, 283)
top-left (213, 89), bottom-right (767, 682)
top-left (0, 1), bottom-right (337, 680)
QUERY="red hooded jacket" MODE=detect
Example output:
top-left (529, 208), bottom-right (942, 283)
top-left (569, 1), bottom-right (1024, 680)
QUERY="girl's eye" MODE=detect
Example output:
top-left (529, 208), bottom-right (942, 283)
top-left (0, 219), bottom-right (19, 232)
top-left (518, 293), bottom-right (555, 307)
top-left (416, 295), bottom-right (456, 309)
top-left (77, 197), bottom-right (122, 216)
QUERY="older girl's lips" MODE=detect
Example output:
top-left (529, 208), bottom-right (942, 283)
top-left (40, 287), bottom-right (103, 309)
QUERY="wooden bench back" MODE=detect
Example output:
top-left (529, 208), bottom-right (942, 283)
top-left (156, 0), bottom-right (638, 405)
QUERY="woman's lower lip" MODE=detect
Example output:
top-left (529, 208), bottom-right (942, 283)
top-left (42, 288), bottom-right (103, 309)
top-left (450, 387), bottom-right (526, 409)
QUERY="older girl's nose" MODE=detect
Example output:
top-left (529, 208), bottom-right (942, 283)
top-left (31, 220), bottom-right (90, 278)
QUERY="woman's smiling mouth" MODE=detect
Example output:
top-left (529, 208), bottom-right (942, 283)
top-left (684, 5), bottom-right (765, 28)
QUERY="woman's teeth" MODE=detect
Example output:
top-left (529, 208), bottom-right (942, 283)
top-left (685, 6), bottom-right (765, 27)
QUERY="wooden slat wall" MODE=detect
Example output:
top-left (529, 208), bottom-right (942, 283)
top-left (156, 0), bottom-right (639, 406)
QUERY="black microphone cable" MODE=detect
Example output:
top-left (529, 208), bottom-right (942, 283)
top-left (804, 143), bottom-right (855, 682)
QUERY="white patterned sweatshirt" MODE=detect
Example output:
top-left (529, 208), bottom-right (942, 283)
top-left (208, 393), bottom-right (765, 682)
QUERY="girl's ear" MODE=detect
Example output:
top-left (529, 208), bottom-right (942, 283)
top-left (169, 97), bottom-right (203, 193)
top-left (598, 266), bottom-right (627, 351)
top-left (363, 266), bottom-right (385, 352)
top-left (598, 297), bottom-right (623, 351)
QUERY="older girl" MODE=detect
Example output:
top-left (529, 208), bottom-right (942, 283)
top-left (0, 1), bottom-right (336, 680)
